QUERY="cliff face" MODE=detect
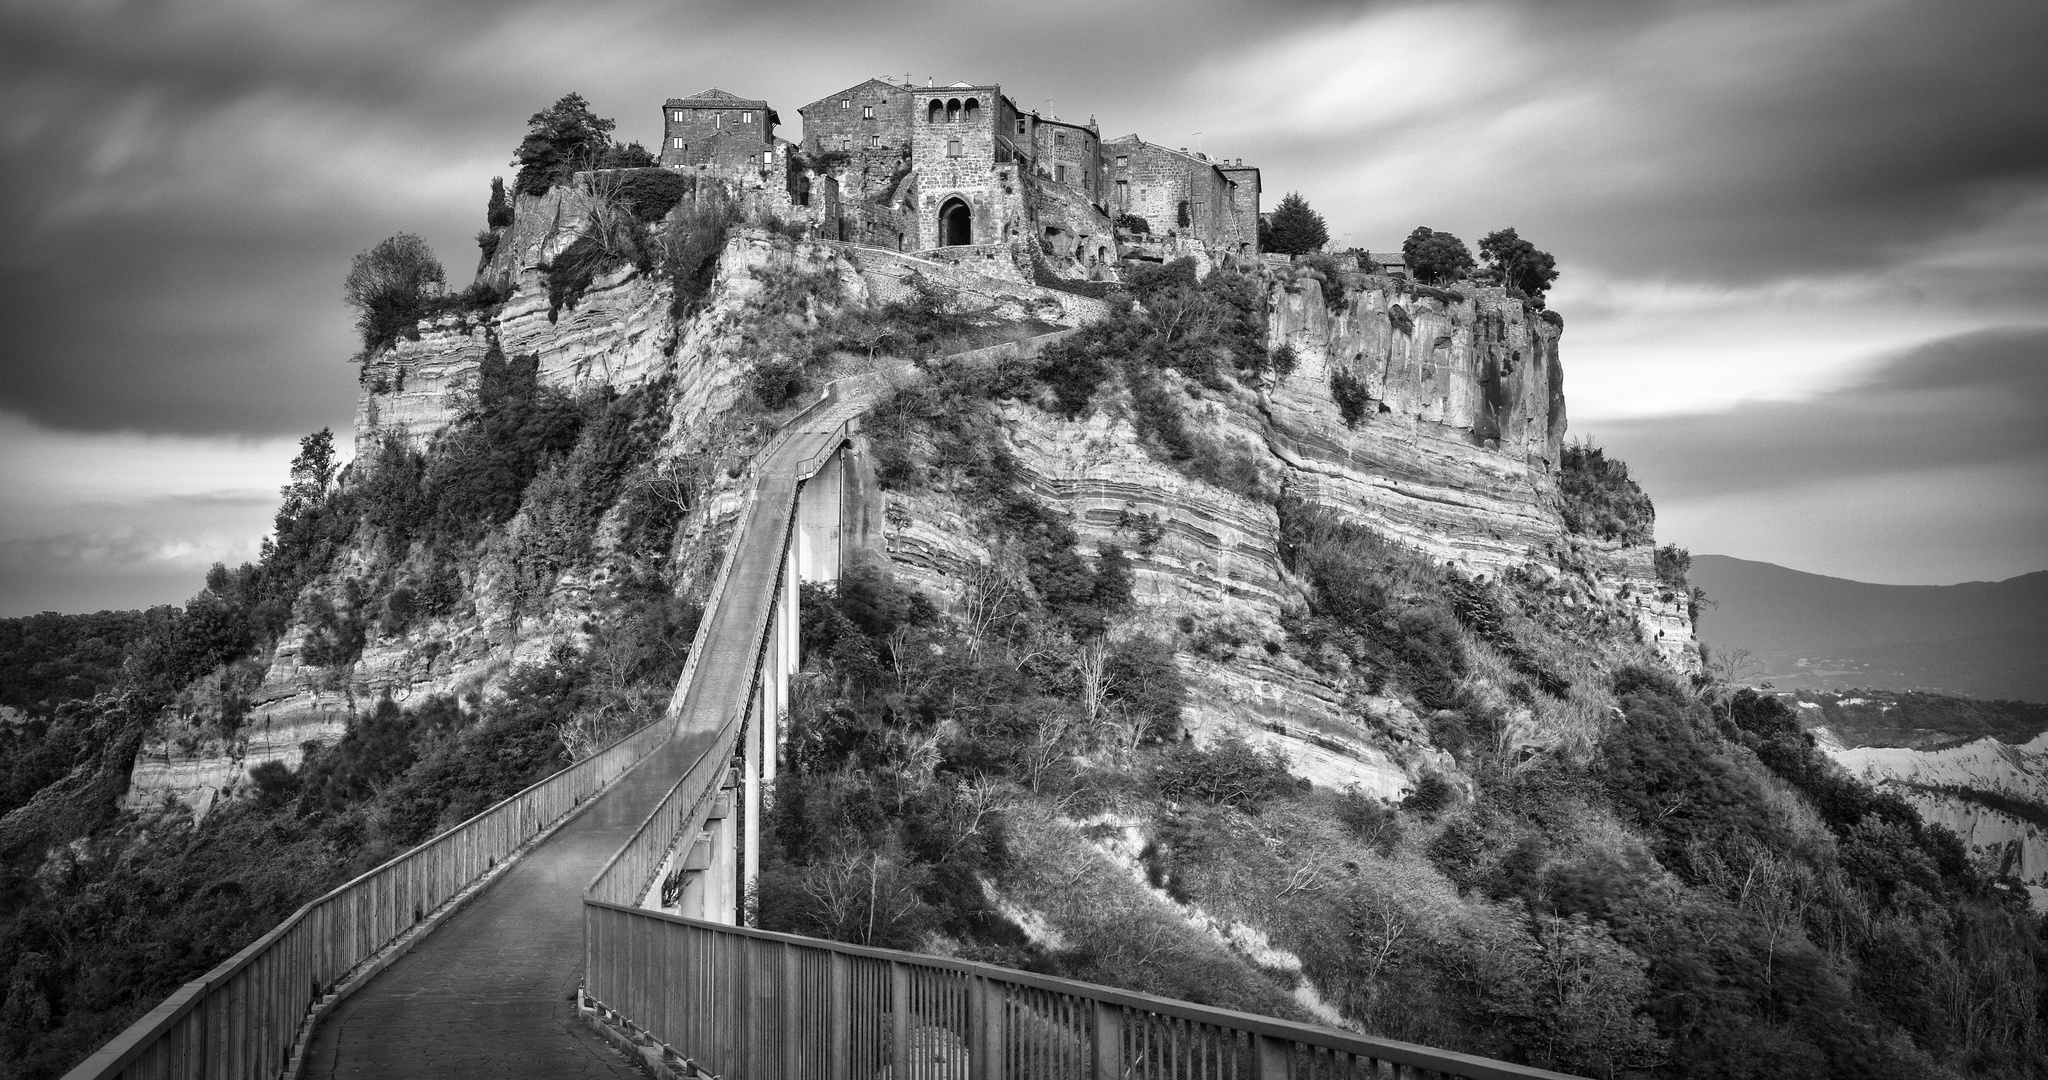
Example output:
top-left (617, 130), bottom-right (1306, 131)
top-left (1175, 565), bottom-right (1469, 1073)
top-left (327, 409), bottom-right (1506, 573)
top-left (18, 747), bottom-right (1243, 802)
top-left (128, 234), bottom-right (1695, 815)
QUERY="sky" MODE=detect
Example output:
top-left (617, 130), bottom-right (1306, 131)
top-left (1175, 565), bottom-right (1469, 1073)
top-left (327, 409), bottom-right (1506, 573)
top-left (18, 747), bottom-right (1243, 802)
top-left (0, 0), bottom-right (2043, 615)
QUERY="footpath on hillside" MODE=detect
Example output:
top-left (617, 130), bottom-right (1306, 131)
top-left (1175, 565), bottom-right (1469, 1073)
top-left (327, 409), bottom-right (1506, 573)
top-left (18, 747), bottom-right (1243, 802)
top-left (302, 385), bottom-right (878, 1078)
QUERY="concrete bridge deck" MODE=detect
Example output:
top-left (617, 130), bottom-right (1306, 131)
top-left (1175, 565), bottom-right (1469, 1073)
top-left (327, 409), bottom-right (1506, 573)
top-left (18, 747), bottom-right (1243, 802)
top-left (302, 387), bottom-right (876, 1077)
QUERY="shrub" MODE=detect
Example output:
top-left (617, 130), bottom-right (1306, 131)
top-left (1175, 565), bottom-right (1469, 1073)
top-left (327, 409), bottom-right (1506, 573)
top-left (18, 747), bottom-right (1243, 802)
top-left (1116, 213), bottom-right (1150, 235)
top-left (1330, 368), bottom-right (1371, 426)
top-left (662, 198), bottom-right (742, 320)
top-left (1653, 544), bottom-right (1691, 589)
top-left (343, 234), bottom-right (446, 356)
top-left (1558, 441), bottom-right (1655, 544)
top-left (750, 356), bottom-right (809, 410)
top-left (607, 168), bottom-right (693, 221)
top-left (1151, 731), bottom-right (1305, 812)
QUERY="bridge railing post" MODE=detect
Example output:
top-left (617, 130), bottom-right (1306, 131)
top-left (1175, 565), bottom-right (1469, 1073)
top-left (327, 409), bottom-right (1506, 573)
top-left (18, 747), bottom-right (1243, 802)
top-left (891, 960), bottom-right (911, 1080)
top-left (1094, 1000), bottom-right (1121, 1080)
top-left (830, 951), bottom-right (852, 1080)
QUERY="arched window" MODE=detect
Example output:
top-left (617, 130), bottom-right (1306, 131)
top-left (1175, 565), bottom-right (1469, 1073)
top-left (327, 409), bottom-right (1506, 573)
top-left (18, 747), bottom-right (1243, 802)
top-left (945, 99), bottom-right (961, 123)
top-left (926, 99), bottom-right (943, 124)
top-left (964, 98), bottom-right (980, 124)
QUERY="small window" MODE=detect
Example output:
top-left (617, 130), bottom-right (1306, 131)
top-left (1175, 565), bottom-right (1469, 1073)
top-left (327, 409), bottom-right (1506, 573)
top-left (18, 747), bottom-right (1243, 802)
top-left (714, 113), bottom-right (722, 129)
top-left (741, 111), bottom-right (753, 124)
top-left (1115, 155), bottom-right (1128, 167)
top-left (863, 104), bottom-right (874, 119)
top-left (672, 111), bottom-right (684, 123)
top-left (1055, 164), bottom-right (1067, 182)
top-left (1016, 120), bottom-right (1026, 135)
top-left (762, 151), bottom-right (773, 164)
top-left (1055, 132), bottom-right (1066, 147)
top-left (947, 139), bottom-right (962, 158)
top-left (672, 137), bottom-right (685, 149)
top-left (841, 99), bottom-right (851, 110)
top-left (869, 134), bottom-right (881, 148)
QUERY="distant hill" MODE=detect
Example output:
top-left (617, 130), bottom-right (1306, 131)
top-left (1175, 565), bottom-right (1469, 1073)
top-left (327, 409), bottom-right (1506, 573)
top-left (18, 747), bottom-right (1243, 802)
top-left (1690, 554), bottom-right (2048, 701)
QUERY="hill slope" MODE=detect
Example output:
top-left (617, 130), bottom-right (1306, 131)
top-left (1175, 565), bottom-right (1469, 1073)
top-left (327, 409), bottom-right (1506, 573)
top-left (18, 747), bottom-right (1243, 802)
top-left (1689, 554), bottom-right (2048, 700)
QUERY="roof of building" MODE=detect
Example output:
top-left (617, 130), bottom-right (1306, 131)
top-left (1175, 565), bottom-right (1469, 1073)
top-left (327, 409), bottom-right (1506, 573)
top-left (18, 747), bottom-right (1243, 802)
top-left (666, 88), bottom-right (772, 109)
top-left (796, 78), bottom-right (907, 116)
top-left (1106, 135), bottom-right (1253, 174)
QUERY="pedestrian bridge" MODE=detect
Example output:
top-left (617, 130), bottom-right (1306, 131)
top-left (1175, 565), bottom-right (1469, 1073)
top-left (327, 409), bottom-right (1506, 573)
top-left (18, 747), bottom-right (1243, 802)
top-left (65, 333), bottom-right (1582, 1080)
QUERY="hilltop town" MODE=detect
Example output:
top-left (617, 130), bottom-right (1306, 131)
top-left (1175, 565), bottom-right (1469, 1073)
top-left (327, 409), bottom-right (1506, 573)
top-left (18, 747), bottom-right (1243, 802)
top-left (652, 76), bottom-right (1261, 275)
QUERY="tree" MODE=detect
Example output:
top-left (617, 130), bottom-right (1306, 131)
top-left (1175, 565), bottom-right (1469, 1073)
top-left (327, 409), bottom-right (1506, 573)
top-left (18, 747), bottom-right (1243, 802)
top-left (485, 176), bottom-right (513, 228)
top-left (343, 233), bottom-right (445, 355)
top-left (1478, 227), bottom-right (1560, 306)
top-left (1265, 192), bottom-right (1329, 256)
top-left (1401, 227), bottom-right (1474, 285)
top-left (513, 93), bottom-right (617, 196)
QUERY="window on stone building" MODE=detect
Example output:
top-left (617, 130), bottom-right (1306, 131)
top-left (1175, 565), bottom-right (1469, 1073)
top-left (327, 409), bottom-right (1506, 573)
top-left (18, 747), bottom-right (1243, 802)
top-left (964, 98), bottom-right (980, 124)
top-left (741, 112), bottom-right (753, 124)
top-left (673, 137), bottom-right (685, 149)
top-left (927, 100), bottom-right (943, 124)
top-left (841, 98), bottom-right (851, 110)
top-left (947, 139), bottom-right (963, 158)
top-left (762, 151), bottom-right (773, 164)
top-left (863, 105), bottom-right (874, 119)
top-left (1055, 164), bottom-right (1067, 182)
top-left (1055, 132), bottom-right (1066, 147)
top-left (1016, 120), bottom-right (1027, 135)
top-left (1115, 155), bottom-right (1128, 167)
top-left (946, 99), bottom-right (961, 123)
top-left (673, 111), bottom-right (684, 123)
top-left (869, 134), bottom-right (881, 148)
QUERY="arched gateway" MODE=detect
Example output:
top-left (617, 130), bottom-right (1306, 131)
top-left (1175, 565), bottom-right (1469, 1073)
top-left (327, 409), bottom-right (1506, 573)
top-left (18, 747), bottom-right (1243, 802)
top-left (939, 197), bottom-right (972, 246)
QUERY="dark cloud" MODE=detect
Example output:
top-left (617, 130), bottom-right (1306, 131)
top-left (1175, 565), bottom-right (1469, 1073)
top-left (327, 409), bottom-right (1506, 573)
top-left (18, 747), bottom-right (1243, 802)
top-left (1585, 326), bottom-right (2048, 498)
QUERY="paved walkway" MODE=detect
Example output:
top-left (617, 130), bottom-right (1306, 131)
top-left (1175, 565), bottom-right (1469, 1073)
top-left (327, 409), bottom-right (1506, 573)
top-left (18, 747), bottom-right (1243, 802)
top-left (302, 383), bottom-right (880, 1078)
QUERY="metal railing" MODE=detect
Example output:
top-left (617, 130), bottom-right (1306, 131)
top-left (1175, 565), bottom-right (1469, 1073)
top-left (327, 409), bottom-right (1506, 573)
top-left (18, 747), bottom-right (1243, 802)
top-left (64, 716), bottom-right (671, 1080)
top-left (582, 905), bottom-right (1585, 1080)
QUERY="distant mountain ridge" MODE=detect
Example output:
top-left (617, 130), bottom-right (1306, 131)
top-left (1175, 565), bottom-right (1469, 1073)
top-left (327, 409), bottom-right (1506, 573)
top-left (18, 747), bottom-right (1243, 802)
top-left (1690, 554), bottom-right (2048, 701)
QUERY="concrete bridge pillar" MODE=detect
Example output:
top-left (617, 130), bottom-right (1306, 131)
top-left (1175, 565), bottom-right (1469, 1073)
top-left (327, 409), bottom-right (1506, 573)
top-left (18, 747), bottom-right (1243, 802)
top-left (647, 441), bottom-right (870, 928)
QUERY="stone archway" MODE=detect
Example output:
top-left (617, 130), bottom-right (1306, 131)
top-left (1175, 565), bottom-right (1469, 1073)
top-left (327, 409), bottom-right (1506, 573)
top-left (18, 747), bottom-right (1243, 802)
top-left (939, 198), bottom-right (972, 246)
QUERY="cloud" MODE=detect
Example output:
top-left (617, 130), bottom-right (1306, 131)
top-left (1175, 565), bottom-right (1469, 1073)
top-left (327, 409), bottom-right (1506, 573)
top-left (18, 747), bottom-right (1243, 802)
top-left (1589, 326), bottom-right (2048, 495)
top-left (1584, 327), bottom-right (2048, 582)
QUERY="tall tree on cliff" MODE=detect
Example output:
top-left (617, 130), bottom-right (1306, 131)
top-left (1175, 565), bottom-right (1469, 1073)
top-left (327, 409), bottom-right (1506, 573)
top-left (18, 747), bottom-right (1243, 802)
top-left (1264, 193), bottom-right (1329, 256)
top-left (1401, 227), bottom-right (1475, 285)
top-left (513, 93), bottom-right (618, 196)
top-left (1478, 227), bottom-right (1560, 306)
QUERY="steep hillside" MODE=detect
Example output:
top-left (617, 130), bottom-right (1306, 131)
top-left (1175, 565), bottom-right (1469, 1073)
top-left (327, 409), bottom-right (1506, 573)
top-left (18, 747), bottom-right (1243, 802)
top-left (1691, 554), bottom-right (2048, 701)
top-left (6, 151), bottom-right (2043, 1080)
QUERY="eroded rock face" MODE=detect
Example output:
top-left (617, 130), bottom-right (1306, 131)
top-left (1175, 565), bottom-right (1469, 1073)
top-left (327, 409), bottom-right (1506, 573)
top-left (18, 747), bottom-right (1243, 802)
top-left (135, 243), bottom-right (1696, 816)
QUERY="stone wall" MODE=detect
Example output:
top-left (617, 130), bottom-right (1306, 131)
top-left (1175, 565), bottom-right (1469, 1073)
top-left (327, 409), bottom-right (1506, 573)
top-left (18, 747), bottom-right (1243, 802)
top-left (1106, 139), bottom-right (1255, 254)
top-left (799, 79), bottom-right (913, 156)
top-left (659, 97), bottom-right (775, 167)
top-left (1030, 117), bottom-right (1104, 202)
top-left (910, 86), bottom-right (1016, 250)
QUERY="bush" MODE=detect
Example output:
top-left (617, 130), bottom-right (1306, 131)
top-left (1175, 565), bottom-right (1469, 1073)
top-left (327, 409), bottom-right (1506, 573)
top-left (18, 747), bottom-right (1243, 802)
top-left (1559, 441), bottom-right (1655, 544)
top-left (1330, 368), bottom-right (1371, 426)
top-left (1151, 731), bottom-right (1306, 812)
top-left (1116, 213), bottom-right (1150, 235)
top-left (343, 234), bottom-right (446, 356)
top-left (513, 93), bottom-right (618, 196)
top-left (485, 176), bottom-right (513, 229)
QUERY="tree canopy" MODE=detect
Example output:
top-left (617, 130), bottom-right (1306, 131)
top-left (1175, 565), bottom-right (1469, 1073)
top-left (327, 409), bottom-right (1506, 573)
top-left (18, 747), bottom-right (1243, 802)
top-left (343, 233), bottom-right (445, 356)
top-left (1401, 227), bottom-right (1474, 285)
top-left (1264, 192), bottom-right (1329, 256)
top-left (1478, 227), bottom-right (1560, 306)
top-left (512, 93), bottom-right (639, 196)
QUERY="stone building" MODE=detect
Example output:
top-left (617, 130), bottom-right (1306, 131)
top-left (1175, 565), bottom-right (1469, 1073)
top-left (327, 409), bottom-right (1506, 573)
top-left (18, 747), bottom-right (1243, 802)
top-left (659, 89), bottom-right (780, 172)
top-left (1106, 137), bottom-right (1260, 255)
top-left (650, 77), bottom-right (1257, 270)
